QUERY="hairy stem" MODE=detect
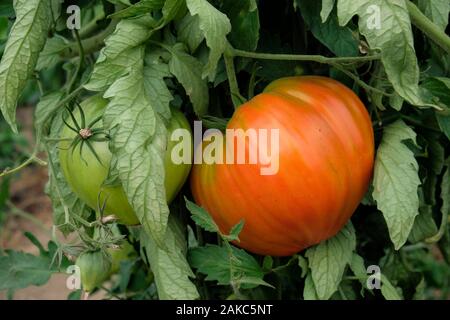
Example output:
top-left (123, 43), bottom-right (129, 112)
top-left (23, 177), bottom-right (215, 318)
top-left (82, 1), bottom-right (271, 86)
top-left (406, 1), bottom-right (450, 55)
top-left (224, 44), bottom-right (246, 108)
top-left (230, 47), bottom-right (380, 64)
top-left (60, 20), bottom-right (118, 58)
top-left (0, 149), bottom-right (46, 178)
top-left (67, 29), bottom-right (84, 94)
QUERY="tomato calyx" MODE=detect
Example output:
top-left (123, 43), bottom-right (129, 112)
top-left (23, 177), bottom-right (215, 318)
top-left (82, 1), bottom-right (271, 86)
top-left (62, 102), bottom-right (110, 165)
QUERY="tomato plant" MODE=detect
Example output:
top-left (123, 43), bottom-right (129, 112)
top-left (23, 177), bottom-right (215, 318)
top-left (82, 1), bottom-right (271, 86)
top-left (191, 76), bottom-right (375, 256)
top-left (59, 95), bottom-right (192, 225)
top-left (0, 0), bottom-right (449, 301)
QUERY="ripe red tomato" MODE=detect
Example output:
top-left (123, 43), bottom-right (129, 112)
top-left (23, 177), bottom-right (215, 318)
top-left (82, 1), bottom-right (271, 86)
top-left (191, 76), bottom-right (374, 256)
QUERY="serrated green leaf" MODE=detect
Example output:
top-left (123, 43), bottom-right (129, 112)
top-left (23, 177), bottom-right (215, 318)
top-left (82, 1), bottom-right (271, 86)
top-left (188, 244), bottom-right (265, 288)
top-left (141, 217), bottom-right (199, 300)
top-left (299, 0), bottom-right (357, 56)
top-left (321, 0), bottom-right (335, 22)
top-left (36, 35), bottom-right (67, 71)
top-left (186, 0), bottom-right (231, 79)
top-left (85, 16), bottom-right (157, 92)
top-left (168, 43), bottom-right (208, 116)
top-left (380, 274), bottom-right (403, 300)
top-left (418, 0), bottom-right (450, 31)
top-left (176, 13), bottom-right (204, 53)
top-left (0, 0), bottom-right (53, 132)
top-left (372, 120), bottom-right (420, 249)
top-left (221, 0), bottom-right (260, 51)
top-left (185, 198), bottom-right (219, 233)
top-left (337, 0), bottom-right (439, 109)
top-left (303, 272), bottom-right (319, 300)
top-left (103, 51), bottom-right (169, 246)
top-left (305, 222), bottom-right (356, 300)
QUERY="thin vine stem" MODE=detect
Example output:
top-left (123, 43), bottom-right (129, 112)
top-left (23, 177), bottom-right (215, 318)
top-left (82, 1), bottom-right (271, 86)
top-left (224, 46), bottom-right (246, 108)
top-left (231, 47), bottom-right (381, 64)
top-left (67, 29), bottom-right (84, 94)
top-left (406, 1), bottom-right (450, 55)
top-left (0, 148), bottom-right (46, 178)
top-left (228, 45), bottom-right (388, 96)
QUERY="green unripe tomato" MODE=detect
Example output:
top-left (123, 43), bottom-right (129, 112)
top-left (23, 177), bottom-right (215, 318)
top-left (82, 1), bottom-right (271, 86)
top-left (76, 250), bottom-right (111, 292)
top-left (59, 95), bottom-right (192, 225)
top-left (108, 241), bottom-right (137, 275)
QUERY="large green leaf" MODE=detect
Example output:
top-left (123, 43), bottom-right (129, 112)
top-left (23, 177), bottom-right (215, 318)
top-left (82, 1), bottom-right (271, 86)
top-left (85, 16), bottom-right (157, 92)
top-left (337, 0), bottom-right (439, 109)
top-left (0, 0), bottom-right (53, 132)
top-left (372, 120), bottom-right (420, 249)
top-left (141, 218), bottom-right (199, 300)
top-left (103, 51), bottom-right (169, 246)
top-left (186, 0), bottom-right (231, 79)
top-left (305, 222), bottom-right (356, 300)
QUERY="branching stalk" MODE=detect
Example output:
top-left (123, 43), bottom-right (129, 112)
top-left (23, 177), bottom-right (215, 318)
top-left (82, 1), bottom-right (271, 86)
top-left (406, 1), bottom-right (450, 55)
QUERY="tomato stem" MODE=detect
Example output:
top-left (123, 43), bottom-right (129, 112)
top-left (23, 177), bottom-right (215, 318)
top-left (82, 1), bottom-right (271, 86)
top-left (66, 30), bottom-right (84, 94)
top-left (230, 47), bottom-right (380, 64)
top-left (224, 43), bottom-right (247, 109)
top-left (406, 1), bottom-right (450, 55)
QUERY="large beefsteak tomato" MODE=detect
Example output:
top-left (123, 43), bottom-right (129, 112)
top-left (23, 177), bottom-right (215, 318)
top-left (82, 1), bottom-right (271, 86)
top-left (191, 76), bottom-right (374, 256)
